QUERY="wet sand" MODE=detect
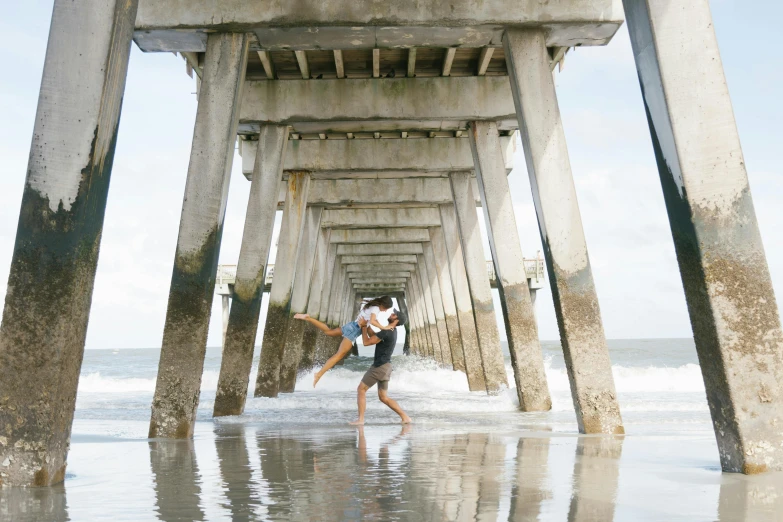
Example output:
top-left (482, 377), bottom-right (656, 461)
top-left (3, 418), bottom-right (783, 521)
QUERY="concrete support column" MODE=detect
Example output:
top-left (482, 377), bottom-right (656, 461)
top-left (0, 0), bottom-right (138, 486)
top-left (624, 0), bottom-right (783, 472)
top-left (449, 173), bottom-right (508, 392)
top-left (298, 228), bottom-right (331, 372)
top-left (394, 292), bottom-right (412, 355)
top-left (420, 252), bottom-right (452, 368)
top-left (214, 125), bottom-right (288, 417)
top-left (313, 242), bottom-right (339, 365)
top-left (254, 172), bottom-right (312, 398)
top-left (423, 238), bottom-right (465, 372)
top-left (279, 206), bottom-right (323, 392)
top-left (504, 29), bottom-right (622, 433)
top-left (438, 204), bottom-right (487, 391)
top-left (150, 32), bottom-right (249, 438)
top-left (414, 267), bottom-right (437, 360)
top-left (325, 263), bottom-right (347, 359)
top-left (429, 227), bottom-right (467, 373)
top-left (408, 277), bottom-right (428, 357)
top-left (469, 120), bottom-right (551, 411)
top-left (221, 295), bottom-right (230, 347)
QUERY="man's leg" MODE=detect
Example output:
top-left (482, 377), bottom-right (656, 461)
top-left (350, 382), bottom-right (370, 425)
top-left (378, 386), bottom-right (412, 424)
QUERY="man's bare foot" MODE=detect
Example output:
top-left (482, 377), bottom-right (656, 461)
top-left (294, 313), bottom-right (309, 320)
top-left (349, 419), bottom-right (365, 426)
top-left (400, 415), bottom-right (412, 424)
top-left (313, 372), bottom-right (323, 388)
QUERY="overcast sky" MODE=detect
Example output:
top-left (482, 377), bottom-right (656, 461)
top-left (1, 1), bottom-right (780, 349)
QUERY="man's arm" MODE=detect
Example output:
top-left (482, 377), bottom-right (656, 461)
top-left (360, 321), bottom-right (383, 346)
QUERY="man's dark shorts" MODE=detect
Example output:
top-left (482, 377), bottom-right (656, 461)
top-left (361, 363), bottom-right (392, 390)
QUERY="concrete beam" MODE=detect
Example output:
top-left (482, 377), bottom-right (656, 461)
top-left (337, 243), bottom-right (423, 256)
top-left (271, 177), bottom-right (481, 207)
top-left (625, 0), bottom-right (783, 473)
top-left (239, 135), bottom-right (515, 177)
top-left (351, 278), bottom-right (408, 285)
top-left (347, 271), bottom-right (411, 278)
top-left (150, 32), bottom-right (249, 439)
top-left (346, 263), bottom-right (416, 273)
top-left (239, 77), bottom-right (516, 134)
top-left (341, 255), bottom-right (418, 265)
top-left (321, 208), bottom-right (442, 229)
top-left (133, 0), bottom-right (623, 51)
top-left (329, 228), bottom-right (431, 244)
top-left (0, 0), bottom-right (138, 486)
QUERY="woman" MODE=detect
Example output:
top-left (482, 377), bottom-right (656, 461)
top-left (294, 295), bottom-right (394, 387)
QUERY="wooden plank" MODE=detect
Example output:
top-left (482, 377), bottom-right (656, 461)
top-left (334, 49), bottom-right (345, 78)
top-left (442, 48), bottom-right (456, 76)
top-left (407, 47), bottom-right (417, 77)
top-left (294, 50), bottom-right (310, 79)
top-left (372, 48), bottom-right (380, 78)
top-left (477, 47), bottom-right (494, 76)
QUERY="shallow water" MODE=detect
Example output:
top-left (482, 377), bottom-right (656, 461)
top-left (2, 339), bottom-right (783, 521)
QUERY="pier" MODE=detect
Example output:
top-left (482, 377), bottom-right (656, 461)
top-left (1, 0), bottom-right (782, 489)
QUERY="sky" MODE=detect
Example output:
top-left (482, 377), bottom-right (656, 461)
top-left (0, 1), bottom-right (781, 349)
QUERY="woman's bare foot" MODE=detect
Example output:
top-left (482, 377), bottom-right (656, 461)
top-left (313, 371), bottom-right (324, 388)
top-left (294, 313), bottom-right (309, 320)
top-left (349, 419), bottom-right (365, 426)
top-left (400, 415), bottom-right (412, 424)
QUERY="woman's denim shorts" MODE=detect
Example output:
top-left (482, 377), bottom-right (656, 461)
top-left (341, 321), bottom-right (362, 341)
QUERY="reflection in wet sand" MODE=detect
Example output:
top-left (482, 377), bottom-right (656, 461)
top-left (214, 424), bottom-right (263, 520)
top-left (718, 471), bottom-right (783, 522)
top-left (0, 483), bottom-right (68, 522)
top-left (567, 436), bottom-right (624, 522)
top-left (149, 439), bottom-right (205, 521)
top-left (509, 436), bottom-right (551, 521)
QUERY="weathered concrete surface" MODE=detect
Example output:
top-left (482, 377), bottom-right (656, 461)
top-left (240, 77), bottom-right (516, 132)
top-left (134, 0), bottom-right (624, 51)
top-left (338, 243), bottom-right (423, 256)
top-left (298, 228), bottom-right (331, 374)
top-left (0, 0), bottom-right (138, 486)
top-left (505, 29), bottom-right (623, 433)
top-left (428, 228), bottom-right (467, 372)
top-left (313, 246), bottom-right (341, 365)
top-left (449, 173), bottom-right (508, 392)
top-left (330, 228), bottom-right (430, 245)
top-left (409, 278), bottom-right (432, 358)
top-left (279, 207), bottom-right (323, 393)
top-left (416, 263), bottom-right (443, 363)
top-left (240, 137), bottom-right (513, 177)
top-left (470, 121), bottom-right (551, 412)
top-left (214, 125), bottom-right (288, 417)
top-left (322, 208), bottom-right (442, 229)
top-left (254, 173), bottom-right (311, 398)
top-left (625, 0), bottom-right (783, 473)
top-left (438, 204), bottom-right (487, 391)
top-left (270, 177), bottom-right (482, 208)
top-left (421, 253), bottom-right (453, 367)
top-left (150, 32), bottom-right (248, 439)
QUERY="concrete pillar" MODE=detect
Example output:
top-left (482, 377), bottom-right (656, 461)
top-left (324, 256), bottom-right (347, 360)
top-left (313, 241), bottom-right (339, 365)
top-left (408, 277), bottom-right (428, 357)
top-left (214, 124), bottom-right (288, 417)
top-left (469, 120), bottom-right (551, 412)
top-left (394, 292), bottom-right (412, 355)
top-left (350, 292), bottom-right (362, 356)
top-left (150, 32), bottom-right (249, 439)
top-left (421, 261), bottom-right (446, 363)
top-left (624, 0), bottom-right (783, 472)
top-left (438, 204), bottom-right (487, 391)
top-left (221, 295), bottom-right (230, 347)
top-left (0, 0), bottom-right (138, 486)
top-left (429, 227), bottom-right (467, 373)
top-left (254, 172), bottom-right (312, 398)
top-left (504, 29), bottom-right (623, 433)
top-left (449, 173), bottom-right (508, 392)
top-left (413, 267), bottom-right (437, 360)
top-left (298, 228), bottom-right (331, 372)
top-left (420, 252), bottom-right (453, 368)
top-left (279, 206), bottom-right (323, 392)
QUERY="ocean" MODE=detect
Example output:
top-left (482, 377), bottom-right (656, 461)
top-left (4, 338), bottom-right (783, 521)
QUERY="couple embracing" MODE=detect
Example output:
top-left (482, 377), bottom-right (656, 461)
top-left (294, 296), bottom-right (412, 425)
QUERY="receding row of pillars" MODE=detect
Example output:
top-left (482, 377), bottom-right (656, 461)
top-left (1, 0), bottom-right (782, 487)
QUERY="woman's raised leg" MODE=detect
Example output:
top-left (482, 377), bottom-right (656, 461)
top-left (294, 313), bottom-right (342, 336)
top-left (313, 337), bottom-right (354, 387)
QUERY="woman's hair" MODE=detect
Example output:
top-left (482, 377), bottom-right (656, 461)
top-left (362, 295), bottom-right (394, 311)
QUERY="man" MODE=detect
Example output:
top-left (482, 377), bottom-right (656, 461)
top-left (349, 308), bottom-right (412, 425)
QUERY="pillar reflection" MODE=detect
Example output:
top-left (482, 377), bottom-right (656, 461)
top-left (149, 440), bottom-right (205, 522)
top-left (214, 424), bottom-right (263, 520)
top-left (509, 436), bottom-right (552, 521)
top-left (567, 436), bottom-right (624, 522)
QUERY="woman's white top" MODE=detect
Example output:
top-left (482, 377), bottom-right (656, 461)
top-left (356, 305), bottom-right (381, 322)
